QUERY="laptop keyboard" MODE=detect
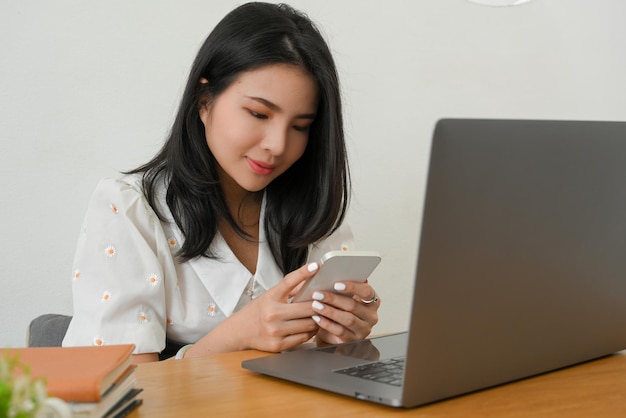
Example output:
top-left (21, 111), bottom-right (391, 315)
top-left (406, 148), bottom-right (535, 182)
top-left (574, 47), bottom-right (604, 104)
top-left (334, 356), bottom-right (405, 387)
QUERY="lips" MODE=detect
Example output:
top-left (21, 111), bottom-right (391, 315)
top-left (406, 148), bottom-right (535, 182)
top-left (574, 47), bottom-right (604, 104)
top-left (247, 158), bottom-right (275, 175)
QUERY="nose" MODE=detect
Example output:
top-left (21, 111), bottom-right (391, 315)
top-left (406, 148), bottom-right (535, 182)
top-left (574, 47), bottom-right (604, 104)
top-left (260, 125), bottom-right (288, 156)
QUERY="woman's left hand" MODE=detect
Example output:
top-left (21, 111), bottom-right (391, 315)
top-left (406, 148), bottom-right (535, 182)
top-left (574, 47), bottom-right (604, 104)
top-left (310, 280), bottom-right (380, 345)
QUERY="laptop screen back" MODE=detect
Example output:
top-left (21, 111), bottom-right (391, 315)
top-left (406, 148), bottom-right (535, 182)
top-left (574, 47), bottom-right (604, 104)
top-left (402, 119), bottom-right (626, 406)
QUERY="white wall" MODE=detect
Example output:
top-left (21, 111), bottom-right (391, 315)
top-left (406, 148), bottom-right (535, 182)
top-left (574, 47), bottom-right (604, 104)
top-left (1, 0), bottom-right (625, 347)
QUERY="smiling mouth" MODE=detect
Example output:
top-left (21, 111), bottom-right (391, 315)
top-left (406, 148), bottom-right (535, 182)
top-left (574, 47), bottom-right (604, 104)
top-left (247, 158), bottom-right (275, 175)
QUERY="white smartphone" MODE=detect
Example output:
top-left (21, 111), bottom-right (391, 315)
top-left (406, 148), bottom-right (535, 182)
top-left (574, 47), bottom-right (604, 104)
top-left (290, 250), bottom-right (382, 303)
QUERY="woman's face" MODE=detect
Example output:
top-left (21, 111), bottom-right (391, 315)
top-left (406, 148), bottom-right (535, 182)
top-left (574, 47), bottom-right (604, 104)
top-left (199, 64), bottom-right (319, 195)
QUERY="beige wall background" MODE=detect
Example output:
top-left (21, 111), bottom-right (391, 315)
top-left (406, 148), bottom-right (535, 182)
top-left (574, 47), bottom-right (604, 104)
top-left (1, 0), bottom-right (625, 347)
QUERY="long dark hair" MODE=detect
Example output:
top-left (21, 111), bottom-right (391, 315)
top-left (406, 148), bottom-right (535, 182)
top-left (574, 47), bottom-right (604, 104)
top-left (128, 2), bottom-right (349, 274)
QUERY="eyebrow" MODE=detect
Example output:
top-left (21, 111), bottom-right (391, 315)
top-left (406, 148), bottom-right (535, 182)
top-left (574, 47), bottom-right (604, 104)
top-left (246, 96), bottom-right (316, 120)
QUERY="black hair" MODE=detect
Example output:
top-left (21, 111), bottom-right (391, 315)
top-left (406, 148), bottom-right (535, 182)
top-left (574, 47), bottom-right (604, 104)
top-left (127, 2), bottom-right (349, 274)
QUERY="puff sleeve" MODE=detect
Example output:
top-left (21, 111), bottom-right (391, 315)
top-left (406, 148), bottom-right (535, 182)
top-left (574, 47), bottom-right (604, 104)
top-left (62, 177), bottom-right (176, 354)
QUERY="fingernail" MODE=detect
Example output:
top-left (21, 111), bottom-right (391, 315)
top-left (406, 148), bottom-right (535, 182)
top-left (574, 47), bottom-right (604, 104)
top-left (312, 301), bottom-right (324, 310)
top-left (307, 262), bottom-right (319, 272)
top-left (334, 282), bottom-right (346, 291)
top-left (312, 291), bottom-right (324, 300)
top-left (312, 315), bottom-right (321, 323)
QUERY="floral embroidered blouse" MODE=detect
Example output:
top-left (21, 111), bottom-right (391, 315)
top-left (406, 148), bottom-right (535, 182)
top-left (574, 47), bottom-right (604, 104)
top-left (62, 175), bottom-right (354, 354)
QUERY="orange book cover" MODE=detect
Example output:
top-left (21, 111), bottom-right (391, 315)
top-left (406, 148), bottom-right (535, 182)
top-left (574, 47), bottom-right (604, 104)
top-left (3, 344), bottom-right (134, 403)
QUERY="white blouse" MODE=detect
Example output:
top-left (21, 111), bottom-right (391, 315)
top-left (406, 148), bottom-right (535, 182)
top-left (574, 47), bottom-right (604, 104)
top-left (62, 175), bottom-right (354, 354)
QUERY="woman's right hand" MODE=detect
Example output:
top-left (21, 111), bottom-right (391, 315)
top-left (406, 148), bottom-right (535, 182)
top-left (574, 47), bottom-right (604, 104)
top-left (185, 262), bottom-right (320, 357)
top-left (242, 262), bottom-right (321, 352)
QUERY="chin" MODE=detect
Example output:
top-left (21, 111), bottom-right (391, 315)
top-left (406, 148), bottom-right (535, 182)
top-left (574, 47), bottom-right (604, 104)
top-left (232, 171), bottom-right (279, 193)
top-left (239, 180), bottom-right (272, 193)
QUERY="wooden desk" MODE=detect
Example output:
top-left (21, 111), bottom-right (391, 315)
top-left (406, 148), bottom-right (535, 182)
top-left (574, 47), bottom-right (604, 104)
top-left (130, 349), bottom-right (626, 417)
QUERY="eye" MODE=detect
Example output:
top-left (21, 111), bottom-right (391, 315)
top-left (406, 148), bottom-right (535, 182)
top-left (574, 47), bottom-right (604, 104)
top-left (293, 125), bottom-right (311, 133)
top-left (249, 110), bottom-right (268, 120)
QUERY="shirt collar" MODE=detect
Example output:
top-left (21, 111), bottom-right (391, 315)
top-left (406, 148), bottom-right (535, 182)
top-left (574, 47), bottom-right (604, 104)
top-left (155, 187), bottom-right (283, 317)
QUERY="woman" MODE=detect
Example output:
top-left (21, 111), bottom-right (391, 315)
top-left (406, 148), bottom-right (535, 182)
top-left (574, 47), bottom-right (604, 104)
top-left (63, 2), bottom-right (380, 363)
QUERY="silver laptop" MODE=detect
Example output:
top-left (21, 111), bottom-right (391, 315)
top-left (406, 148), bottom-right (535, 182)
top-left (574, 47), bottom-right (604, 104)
top-left (242, 118), bottom-right (626, 408)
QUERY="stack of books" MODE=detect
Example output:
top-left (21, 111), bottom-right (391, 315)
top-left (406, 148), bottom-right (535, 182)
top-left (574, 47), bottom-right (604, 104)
top-left (4, 344), bottom-right (142, 418)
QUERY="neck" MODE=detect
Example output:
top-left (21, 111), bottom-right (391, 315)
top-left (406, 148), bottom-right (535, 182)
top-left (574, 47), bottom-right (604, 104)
top-left (219, 169), bottom-right (263, 229)
top-left (217, 170), bottom-right (262, 274)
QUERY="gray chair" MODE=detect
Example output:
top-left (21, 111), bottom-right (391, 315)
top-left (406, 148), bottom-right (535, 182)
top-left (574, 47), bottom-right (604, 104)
top-left (27, 314), bottom-right (72, 347)
top-left (27, 314), bottom-right (181, 360)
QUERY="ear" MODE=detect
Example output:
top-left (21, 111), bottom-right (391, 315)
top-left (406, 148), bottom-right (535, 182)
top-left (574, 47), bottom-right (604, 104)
top-left (199, 101), bottom-right (210, 126)
top-left (198, 78), bottom-right (210, 126)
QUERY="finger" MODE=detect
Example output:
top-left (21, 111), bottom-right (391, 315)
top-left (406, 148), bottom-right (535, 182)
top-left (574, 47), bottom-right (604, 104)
top-left (311, 300), bottom-right (366, 330)
top-left (288, 279), bottom-right (307, 298)
top-left (332, 281), bottom-right (380, 305)
top-left (312, 314), bottom-right (357, 344)
top-left (311, 294), bottom-right (378, 338)
top-left (273, 262), bottom-right (320, 300)
top-left (262, 329), bottom-right (319, 353)
top-left (281, 330), bottom-right (319, 351)
top-left (312, 291), bottom-right (362, 316)
top-left (317, 329), bottom-right (345, 346)
top-left (265, 316), bottom-right (319, 338)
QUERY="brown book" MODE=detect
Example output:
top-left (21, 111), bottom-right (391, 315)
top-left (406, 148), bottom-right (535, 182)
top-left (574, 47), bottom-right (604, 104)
top-left (4, 344), bottom-right (135, 403)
